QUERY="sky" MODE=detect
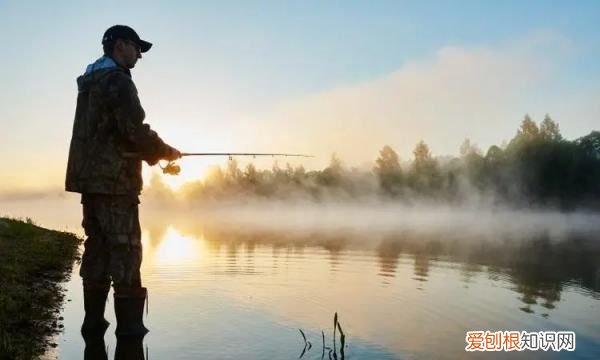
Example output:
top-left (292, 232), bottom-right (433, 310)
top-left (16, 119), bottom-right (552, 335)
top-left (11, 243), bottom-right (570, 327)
top-left (0, 0), bottom-right (599, 192)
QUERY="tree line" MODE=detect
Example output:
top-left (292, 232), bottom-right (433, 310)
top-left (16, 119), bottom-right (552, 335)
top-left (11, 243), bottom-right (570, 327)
top-left (148, 115), bottom-right (600, 209)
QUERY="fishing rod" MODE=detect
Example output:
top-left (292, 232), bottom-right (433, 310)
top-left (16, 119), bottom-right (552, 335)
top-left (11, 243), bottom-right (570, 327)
top-left (161, 152), bottom-right (314, 175)
top-left (181, 152), bottom-right (313, 158)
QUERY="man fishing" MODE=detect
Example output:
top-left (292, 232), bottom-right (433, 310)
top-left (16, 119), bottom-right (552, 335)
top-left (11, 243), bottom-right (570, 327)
top-left (65, 25), bottom-right (181, 339)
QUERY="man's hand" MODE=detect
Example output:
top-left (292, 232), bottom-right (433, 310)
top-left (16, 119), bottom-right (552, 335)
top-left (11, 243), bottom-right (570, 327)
top-left (165, 145), bottom-right (182, 161)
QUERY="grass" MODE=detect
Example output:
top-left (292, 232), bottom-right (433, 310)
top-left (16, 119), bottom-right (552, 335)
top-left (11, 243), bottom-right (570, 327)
top-left (0, 217), bottom-right (82, 360)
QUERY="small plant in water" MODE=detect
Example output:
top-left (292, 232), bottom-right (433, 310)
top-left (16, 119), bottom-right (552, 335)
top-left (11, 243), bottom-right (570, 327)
top-left (298, 312), bottom-right (346, 360)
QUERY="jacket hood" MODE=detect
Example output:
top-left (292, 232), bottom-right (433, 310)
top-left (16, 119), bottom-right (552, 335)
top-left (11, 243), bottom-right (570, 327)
top-left (85, 56), bottom-right (117, 75)
top-left (77, 56), bottom-right (119, 91)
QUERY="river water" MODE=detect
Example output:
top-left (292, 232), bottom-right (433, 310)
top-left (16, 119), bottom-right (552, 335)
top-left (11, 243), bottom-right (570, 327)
top-left (2, 195), bottom-right (599, 359)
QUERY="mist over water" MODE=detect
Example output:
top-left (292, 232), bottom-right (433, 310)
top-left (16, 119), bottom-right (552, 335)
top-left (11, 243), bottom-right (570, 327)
top-left (170, 200), bottom-right (600, 240)
top-left (3, 193), bottom-right (600, 242)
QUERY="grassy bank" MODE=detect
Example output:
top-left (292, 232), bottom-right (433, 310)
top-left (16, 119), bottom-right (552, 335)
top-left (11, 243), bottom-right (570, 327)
top-left (0, 217), bottom-right (81, 360)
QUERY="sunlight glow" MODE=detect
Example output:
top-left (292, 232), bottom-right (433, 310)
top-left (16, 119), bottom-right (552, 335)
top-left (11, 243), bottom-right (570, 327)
top-left (153, 226), bottom-right (203, 266)
top-left (138, 122), bottom-right (236, 191)
top-left (160, 166), bottom-right (204, 191)
top-left (143, 158), bottom-right (231, 191)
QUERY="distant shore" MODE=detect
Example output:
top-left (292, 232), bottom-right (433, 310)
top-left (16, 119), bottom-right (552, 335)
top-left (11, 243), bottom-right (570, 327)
top-left (0, 217), bottom-right (81, 359)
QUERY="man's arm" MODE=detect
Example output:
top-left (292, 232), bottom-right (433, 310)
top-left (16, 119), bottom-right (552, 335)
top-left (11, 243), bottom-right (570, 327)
top-left (106, 72), bottom-right (180, 164)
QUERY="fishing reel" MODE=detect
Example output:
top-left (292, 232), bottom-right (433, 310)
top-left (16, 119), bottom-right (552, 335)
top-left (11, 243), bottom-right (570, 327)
top-left (159, 161), bottom-right (181, 176)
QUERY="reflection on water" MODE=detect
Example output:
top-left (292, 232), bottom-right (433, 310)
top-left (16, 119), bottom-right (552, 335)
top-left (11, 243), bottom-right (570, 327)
top-left (152, 227), bottom-right (203, 266)
top-left (132, 217), bottom-right (600, 359)
top-left (373, 231), bottom-right (600, 312)
top-left (84, 336), bottom-right (147, 360)
top-left (4, 198), bottom-right (599, 359)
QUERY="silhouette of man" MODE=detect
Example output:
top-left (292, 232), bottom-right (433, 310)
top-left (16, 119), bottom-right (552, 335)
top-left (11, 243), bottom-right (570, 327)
top-left (66, 25), bottom-right (180, 338)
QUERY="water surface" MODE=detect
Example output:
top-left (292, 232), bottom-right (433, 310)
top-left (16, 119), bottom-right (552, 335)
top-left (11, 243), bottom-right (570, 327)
top-left (3, 197), bottom-right (599, 359)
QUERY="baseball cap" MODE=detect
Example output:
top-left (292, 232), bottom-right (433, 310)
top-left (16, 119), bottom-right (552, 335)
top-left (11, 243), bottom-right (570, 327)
top-left (102, 25), bottom-right (152, 53)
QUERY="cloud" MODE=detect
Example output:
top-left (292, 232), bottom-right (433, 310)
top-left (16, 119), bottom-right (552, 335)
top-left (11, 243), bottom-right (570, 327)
top-left (237, 31), bottom-right (579, 168)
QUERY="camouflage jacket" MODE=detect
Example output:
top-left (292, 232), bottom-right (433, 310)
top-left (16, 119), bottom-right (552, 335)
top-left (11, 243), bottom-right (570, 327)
top-left (66, 57), bottom-right (171, 195)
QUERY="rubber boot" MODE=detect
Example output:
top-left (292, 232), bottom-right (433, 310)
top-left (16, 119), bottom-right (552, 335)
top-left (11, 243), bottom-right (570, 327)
top-left (115, 335), bottom-right (146, 360)
top-left (81, 282), bottom-right (110, 338)
top-left (114, 287), bottom-right (149, 337)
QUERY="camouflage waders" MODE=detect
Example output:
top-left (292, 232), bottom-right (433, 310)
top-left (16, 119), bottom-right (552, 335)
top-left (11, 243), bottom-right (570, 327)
top-left (79, 193), bottom-right (149, 338)
top-left (80, 194), bottom-right (143, 288)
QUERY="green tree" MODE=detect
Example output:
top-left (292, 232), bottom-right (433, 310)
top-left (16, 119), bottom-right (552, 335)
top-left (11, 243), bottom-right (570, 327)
top-left (518, 114), bottom-right (540, 140)
top-left (540, 114), bottom-right (562, 142)
top-left (243, 163), bottom-right (258, 185)
top-left (413, 141), bottom-right (436, 174)
top-left (571, 131), bottom-right (600, 205)
top-left (294, 164), bottom-right (306, 178)
top-left (576, 131), bottom-right (600, 159)
top-left (319, 153), bottom-right (345, 186)
top-left (226, 158), bottom-right (242, 184)
top-left (411, 141), bottom-right (440, 193)
top-left (459, 139), bottom-right (484, 189)
top-left (509, 114), bottom-right (540, 150)
top-left (459, 138), bottom-right (482, 158)
top-left (292, 164), bottom-right (306, 185)
top-left (374, 145), bottom-right (403, 195)
top-left (485, 145), bottom-right (503, 161)
top-left (285, 162), bottom-right (295, 178)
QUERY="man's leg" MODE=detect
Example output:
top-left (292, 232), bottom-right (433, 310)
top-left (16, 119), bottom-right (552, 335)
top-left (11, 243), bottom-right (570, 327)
top-left (80, 195), bottom-right (111, 338)
top-left (103, 196), bottom-right (149, 337)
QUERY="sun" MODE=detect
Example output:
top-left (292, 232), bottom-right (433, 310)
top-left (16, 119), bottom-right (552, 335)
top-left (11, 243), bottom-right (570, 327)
top-left (136, 122), bottom-right (241, 191)
top-left (161, 171), bottom-right (198, 191)
top-left (143, 158), bottom-right (218, 191)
